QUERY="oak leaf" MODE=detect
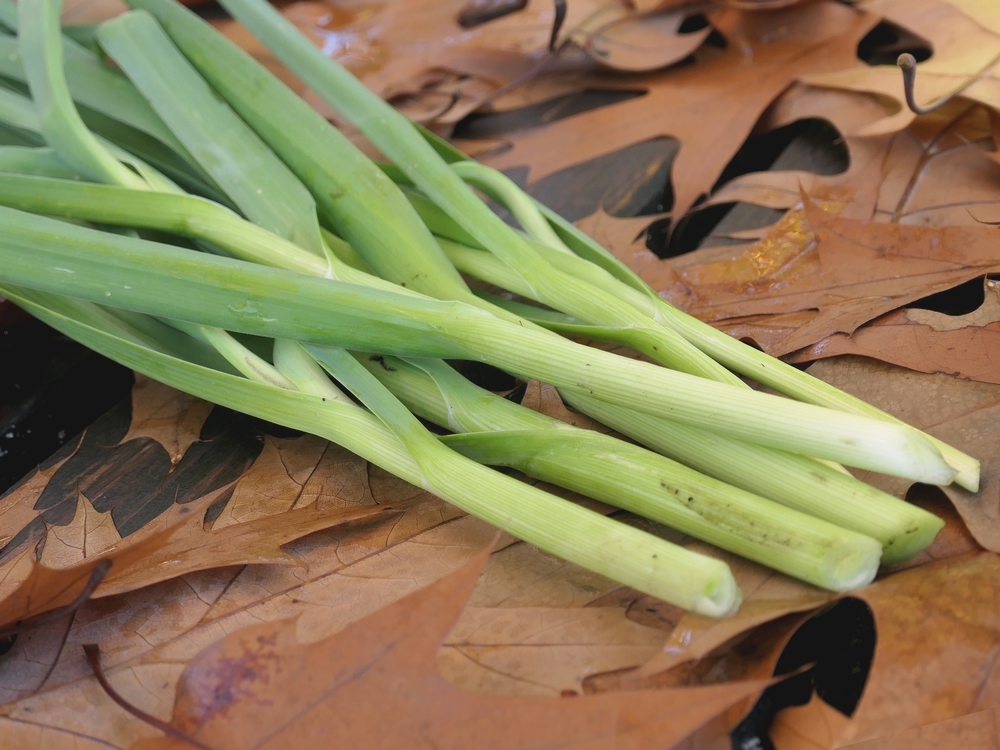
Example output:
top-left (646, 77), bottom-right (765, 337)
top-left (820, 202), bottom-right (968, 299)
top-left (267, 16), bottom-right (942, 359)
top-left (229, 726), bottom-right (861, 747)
top-left (485, 1), bottom-right (878, 224)
top-left (790, 278), bottom-right (1000, 386)
top-left (649, 196), bottom-right (1000, 356)
top-left (804, 0), bottom-right (1000, 137)
top-left (807, 356), bottom-right (1000, 554)
top-left (834, 553), bottom-right (1000, 745)
top-left (128, 544), bottom-right (769, 750)
top-left (0, 379), bottom-right (405, 623)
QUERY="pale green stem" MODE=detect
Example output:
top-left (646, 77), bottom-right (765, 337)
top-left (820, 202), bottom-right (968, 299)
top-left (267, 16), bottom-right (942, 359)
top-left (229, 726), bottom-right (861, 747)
top-left (0, 204), bottom-right (959, 485)
top-left (359, 355), bottom-right (886, 589)
top-left (449, 160), bottom-right (572, 253)
top-left (303, 342), bottom-right (740, 615)
top-left (97, 11), bottom-right (327, 257)
top-left (0, 145), bottom-right (79, 178)
top-left (19, 0), bottom-right (148, 189)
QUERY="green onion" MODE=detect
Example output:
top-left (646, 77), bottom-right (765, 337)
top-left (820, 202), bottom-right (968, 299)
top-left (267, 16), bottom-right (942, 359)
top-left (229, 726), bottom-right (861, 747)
top-left (18, 0), bottom-right (148, 188)
top-left (125, 0), bottom-right (475, 303)
top-left (2, 284), bottom-right (742, 616)
top-left (2, 0), bottom-right (975, 613)
top-left (97, 11), bottom-right (327, 256)
top-left (0, 145), bottom-right (78, 178)
top-left (408, 128), bottom-right (982, 491)
top-left (0, 203), bottom-right (959, 484)
top-left (358, 355), bottom-right (884, 589)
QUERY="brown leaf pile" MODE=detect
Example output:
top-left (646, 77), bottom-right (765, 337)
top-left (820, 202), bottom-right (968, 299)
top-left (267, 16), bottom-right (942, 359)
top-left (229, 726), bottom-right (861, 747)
top-left (4, 0), bottom-right (1000, 747)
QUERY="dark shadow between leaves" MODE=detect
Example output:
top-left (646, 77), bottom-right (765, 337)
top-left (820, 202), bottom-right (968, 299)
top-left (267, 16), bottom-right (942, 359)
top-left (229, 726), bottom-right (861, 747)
top-left (857, 21), bottom-right (933, 67)
top-left (907, 275), bottom-right (987, 317)
top-left (730, 598), bottom-right (876, 750)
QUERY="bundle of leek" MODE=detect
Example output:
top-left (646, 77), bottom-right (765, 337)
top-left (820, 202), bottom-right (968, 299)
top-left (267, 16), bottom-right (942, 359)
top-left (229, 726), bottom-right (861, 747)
top-left (0, 0), bottom-right (976, 617)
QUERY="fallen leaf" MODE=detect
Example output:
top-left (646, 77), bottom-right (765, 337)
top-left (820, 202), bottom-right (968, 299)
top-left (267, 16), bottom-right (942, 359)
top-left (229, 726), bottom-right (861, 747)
top-left (839, 706), bottom-right (1000, 749)
top-left (700, 89), bottom-right (1000, 233)
top-left (0, 378), bottom-right (406, 620)
top-left (120, 376), bottom-right (213, 468)
top-left (576, 6), bottom-right (712, 72)
top-left (519, 379), bottom-right (605, 430)
top-left (626, 546), bottom-right (831, 682)
top-left (127, 543), bottom-right (768, 750)
top-left (485, 1), bottom-right (878, 224)
top-left (770, 693), bottom-right (851, 750)
top-left (791, 277), bottom-right (1000, 386)
top-left (657, 196), bottom-right (1000, 356)
top-left (804, 0), bottom-right (1000, 137)
top-left (438, 606), bottom-right (667, 696)
top-left (834, 553), bottom-right (1000, 745)
top-left (0, 527), bottom-right (174, 634)
top-left (807, 356), bottom-right (1000, 553)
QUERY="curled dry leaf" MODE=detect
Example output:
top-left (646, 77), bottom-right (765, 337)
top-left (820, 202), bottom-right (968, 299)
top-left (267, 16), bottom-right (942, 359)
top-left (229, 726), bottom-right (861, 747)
top-left (701, 86), bottom-right (1000, 235)
top-left (834, 553), bottom-right (1000, 745)
top-left (769, 693), bottom-right (852, 750)
top-left (804, 0), bottom-right (1000, 137)
top-left (234, 0), bottom-right (719, 125)
top-left (839, 706), bottom-right (1000, 750)
top-left (127, 544), bottom-right (769, 750)
top-left (575, 6), bottom-right (712, 72)
top-left (0, 526), bottom-right (174, 635)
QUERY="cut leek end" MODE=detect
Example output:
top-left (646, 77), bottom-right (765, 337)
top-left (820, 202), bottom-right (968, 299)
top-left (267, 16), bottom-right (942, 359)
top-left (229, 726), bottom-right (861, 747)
top-left (820, 535), bottom-right (883, 592)
top-left (638, 552), bottom-right (741, 617)
top-left (879, 511), bottom-right (947, 566)
top-left (955, 471), bottom-right (981, 494)
top-left (879, 429), bottom-right (957, 486)
top-left (945, 451), bottom-right (981, 493)
top-left (691, 568), bottom-right (742, 618)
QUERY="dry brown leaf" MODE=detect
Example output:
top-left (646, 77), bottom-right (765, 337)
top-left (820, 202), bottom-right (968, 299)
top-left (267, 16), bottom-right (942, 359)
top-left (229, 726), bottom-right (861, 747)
top-left (233, 0), bottom-right (720, 128)
top-left (770, 694), bottom-right (852, 750)
top-left (647, 196), bottom-right (1000, 356)
top-left (628, 548), bottom-right (830, 682)
top-left (833, 553), bottom-right (1000, 746)
top-left (0, 379), bottom-right (404, 621)
top-left (519, 380), bottom-right (605, 430)
top-left (805, 0), bottom-right (1000, 137)
top-left (807, 356), bottom-right (1000, 554)
top-left (219, 0), bottom-right (621, 124)
top-left (127, 543), bottom-right (768, 750)
top-left (701, 88), bottom-right (1000, 236)
top-left (0, 501), bottom-right (676, 745)
top-left (0, 526), bottom-right (174, 634)
top-left (487, 1), bottom-right (878, 224)
top-left (438, 606), bottom-right (667, 697)
top-left (575, 6), bottom-right (711, 72)
top-left (840, 706), bottom-right (1000, 749)
top-left (120, 376), bottom-right (213, 468)
top-left (791, 278), bottom-right (1000, 386)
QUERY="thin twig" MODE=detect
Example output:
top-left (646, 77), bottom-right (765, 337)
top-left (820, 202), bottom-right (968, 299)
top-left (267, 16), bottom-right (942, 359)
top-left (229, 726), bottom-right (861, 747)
top-left (897, 51), bottom-right (1000, 116)
top-left (83, 643), bottom-right (215, 750)
top-left (467, 0), bottom-right (573, 113)
top-left (0, 558), bottom-right (112, 640)
top-left (549, 0), bottom-right (567, 52)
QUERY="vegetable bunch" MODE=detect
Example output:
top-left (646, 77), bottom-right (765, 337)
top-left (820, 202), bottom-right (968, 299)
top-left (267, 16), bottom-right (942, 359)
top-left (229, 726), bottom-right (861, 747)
top-left (0, 0), bottom-right (977, 616)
